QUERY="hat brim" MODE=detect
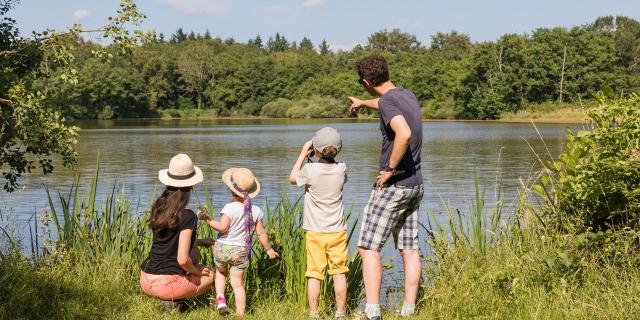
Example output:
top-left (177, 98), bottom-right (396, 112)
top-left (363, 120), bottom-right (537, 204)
top-left (159, 166), bottom-right (203, 188)
top-left (221, 168), bottom-right (260, 199)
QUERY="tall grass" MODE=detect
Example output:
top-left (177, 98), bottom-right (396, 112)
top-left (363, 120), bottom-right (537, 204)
top-left (5, 164), bottom-right (363, 317)
top-left (39, 161), bottom-right (152, 270)
top-left (426, 168), bottom-right (514, 261)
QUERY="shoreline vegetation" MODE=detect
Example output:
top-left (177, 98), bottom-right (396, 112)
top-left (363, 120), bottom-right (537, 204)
top-left (1, 95), bottom-right (639, 319)
top-left (133, 102), bottom-right (593, 124)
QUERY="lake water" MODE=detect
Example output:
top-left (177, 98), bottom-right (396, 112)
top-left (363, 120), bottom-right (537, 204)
top-left (0, 119), bottom-right (581, 305)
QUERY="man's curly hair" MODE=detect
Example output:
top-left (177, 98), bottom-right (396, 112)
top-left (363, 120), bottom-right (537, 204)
top-left (356, 55), bottom-right (389, 86)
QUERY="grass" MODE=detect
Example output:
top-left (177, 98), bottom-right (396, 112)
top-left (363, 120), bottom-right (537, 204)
top-left (499, 101), bottom-right (598, 123)
top-left (416, 139), bottom-right (640, 318)
top-left (158, 108), bottom-right (223, 119)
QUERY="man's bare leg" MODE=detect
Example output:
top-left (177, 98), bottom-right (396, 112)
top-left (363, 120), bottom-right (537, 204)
top-left (359, 247), bottom-right (382, 318)
top-left (400, 248), bottom-right (421, 316)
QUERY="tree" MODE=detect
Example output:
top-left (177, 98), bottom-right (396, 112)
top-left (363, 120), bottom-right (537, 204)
top-left (248, 35), bottom-right (263, 49)
top-left (187, 31), bottom-right (196, 40)
top-left (367, 28), bottom-right (421, 52)
top-left (0, 0), bottom-right (151, 191)
top-left (204, 29), bottom-right (211, 40)
top-left (267, 33), bottom-right (289, 52)
top-left (130, 48), bottom-right (175, 111)
top-left (430, 31), bottom-right (471, 59)
top-left (299, 37), bottom-right (314, 51)
top-left (176, 41), bottom-right (215, 109)
top-left (319, 39), bottom-right (330, 55)
top-left (171, 27), bottom-right (186, 43)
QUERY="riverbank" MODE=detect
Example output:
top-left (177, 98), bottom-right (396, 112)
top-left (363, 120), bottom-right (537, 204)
top-left (152, 105), bottom-right (591, 124)
top-left (499, 107), bottom-right (591, 123)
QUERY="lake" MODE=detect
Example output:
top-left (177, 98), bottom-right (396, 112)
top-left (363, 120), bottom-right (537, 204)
top-left (0, 119), bottom-right (580, 304)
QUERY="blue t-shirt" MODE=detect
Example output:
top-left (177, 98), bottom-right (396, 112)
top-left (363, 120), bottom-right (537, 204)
top-left (378, 87), bottom-right (423, 187)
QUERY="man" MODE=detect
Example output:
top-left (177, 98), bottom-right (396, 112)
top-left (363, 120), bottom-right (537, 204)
top-left (348, 55), bottom-right (424, 320)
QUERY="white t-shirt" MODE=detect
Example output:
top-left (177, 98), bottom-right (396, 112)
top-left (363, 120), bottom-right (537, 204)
top-left (216, 202), bottom-right (264, 247)
top-left (296, 162), bottom-right (347, 232)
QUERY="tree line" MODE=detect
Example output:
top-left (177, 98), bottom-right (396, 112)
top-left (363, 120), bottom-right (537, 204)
top-left (41, 16), bottom-right (640, 120)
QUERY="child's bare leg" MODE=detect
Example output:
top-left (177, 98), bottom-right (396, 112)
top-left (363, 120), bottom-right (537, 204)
top-left (307, 277), bottom-right (321, 313)
top-left (332, 273), bottom-right (347, 313)
top-left (215, 266), bottom-right (227, 298)
top-left (190, 247), bottom-right (200, 265)
top-left (230, 267), bottom-right (246, 315)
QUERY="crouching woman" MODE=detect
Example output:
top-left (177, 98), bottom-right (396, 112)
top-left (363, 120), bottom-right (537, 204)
top-left (140, 153), bottom-right (215, 310)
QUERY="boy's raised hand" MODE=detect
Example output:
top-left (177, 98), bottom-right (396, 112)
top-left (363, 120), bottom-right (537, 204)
top-left (266, 248), bottom-right (279, 259)
top-left (301, 140), bottom-right (313, 157)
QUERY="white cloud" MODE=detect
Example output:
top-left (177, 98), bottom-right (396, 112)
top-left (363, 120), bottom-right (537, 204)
top-left (163, 0), bottom-right (232, 16)
top-left (72, 9), bottom-right (91, 20)
top-left (302, 0), bottom-right (327, 8)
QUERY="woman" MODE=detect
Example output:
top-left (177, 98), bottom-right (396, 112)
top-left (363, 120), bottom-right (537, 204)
top-left (140, 153), bottom-right (215, 311)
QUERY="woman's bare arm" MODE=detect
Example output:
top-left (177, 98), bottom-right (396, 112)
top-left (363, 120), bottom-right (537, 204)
top-left (176, 229), bottom-right (209, 275)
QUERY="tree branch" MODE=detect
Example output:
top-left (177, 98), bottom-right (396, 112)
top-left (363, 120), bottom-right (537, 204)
top-left (0, 98), bottom-right (15, 106)
top-left (0, 28), bottom-right (107, 58)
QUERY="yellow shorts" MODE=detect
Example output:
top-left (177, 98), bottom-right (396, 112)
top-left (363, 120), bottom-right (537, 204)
top-left (305, 231), bottom-right (349, 280)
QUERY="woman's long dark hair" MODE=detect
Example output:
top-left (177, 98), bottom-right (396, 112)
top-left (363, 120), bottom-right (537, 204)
top-left (149, 186), bottom-right (192, 229)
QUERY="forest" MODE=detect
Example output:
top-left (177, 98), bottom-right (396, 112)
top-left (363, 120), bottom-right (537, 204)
top-left (34, 16), bottom-right (640, 120)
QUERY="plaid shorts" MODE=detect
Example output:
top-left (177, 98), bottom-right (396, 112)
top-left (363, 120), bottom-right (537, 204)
top-left (357, 185), bottom-right (424, 251)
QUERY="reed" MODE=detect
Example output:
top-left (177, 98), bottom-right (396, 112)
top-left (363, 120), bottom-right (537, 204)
top-left (426, 170), bottom-right (513, 262)
top-left (39, 161), bottom-right (152, 271)
top-left (19, 164), bottom-right (363, 316)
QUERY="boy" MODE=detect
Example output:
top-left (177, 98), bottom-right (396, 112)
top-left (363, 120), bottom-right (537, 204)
top-left (289, 127), bottom-right (349, 319)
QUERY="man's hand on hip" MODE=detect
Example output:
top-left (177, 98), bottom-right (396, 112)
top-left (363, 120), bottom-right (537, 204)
top-left (376, 170), bottom-right (394, 187)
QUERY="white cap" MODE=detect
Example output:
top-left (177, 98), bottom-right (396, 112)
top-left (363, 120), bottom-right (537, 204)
top-left (312, 127), bottom-right (342, 153)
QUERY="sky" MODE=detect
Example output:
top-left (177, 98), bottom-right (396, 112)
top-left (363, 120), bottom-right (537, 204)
top-left (9, 0), bottom-right (640, 51)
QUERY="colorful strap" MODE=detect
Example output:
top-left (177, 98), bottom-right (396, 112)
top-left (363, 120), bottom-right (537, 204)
top-left (230, 175), bottom-right (252, 260)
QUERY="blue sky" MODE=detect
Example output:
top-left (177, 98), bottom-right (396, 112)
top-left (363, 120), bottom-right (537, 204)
top-left (10, 0), bottom-right (640, 51)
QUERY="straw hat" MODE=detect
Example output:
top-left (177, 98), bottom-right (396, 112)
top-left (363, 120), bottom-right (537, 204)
top-left (158, 153), bottom-right (203, 188)
top-left (222, 168), bottom-right (261, 199)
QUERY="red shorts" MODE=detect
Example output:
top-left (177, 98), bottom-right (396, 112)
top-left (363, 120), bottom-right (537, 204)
top-left (139, 270), bottom-right (203, 300)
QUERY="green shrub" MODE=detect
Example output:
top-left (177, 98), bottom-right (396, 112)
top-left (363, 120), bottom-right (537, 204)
top-left (176, 95), bottom-right (195, 109)
top-left (537, 94), bottom-right (640, 231)
top-left (260, 98), bottom-right (293, 118)
top-left (286, 96), bottom-right (350, 119)
top-left (235, 100), bottom-right (261, 116)
top-left (421, 97), bottom-right (456, 119)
